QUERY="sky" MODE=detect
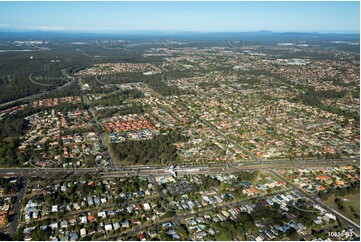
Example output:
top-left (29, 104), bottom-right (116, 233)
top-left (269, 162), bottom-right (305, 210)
top-left (0, 1), bottom-right (359, 33)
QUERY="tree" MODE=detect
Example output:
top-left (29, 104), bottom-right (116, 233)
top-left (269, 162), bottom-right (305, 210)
top-left (31, 227), bottom-right (51, 241)
top-left (163, 211), bottom-right (175, 218)
top-left (176, 224), bottom-right (188, 238)
top-left (286, 227), bottom-right (298, 240)
top-left (12, 227), bottom-right (25, 241)
top-left (0, 232), bottom-right (10, 241)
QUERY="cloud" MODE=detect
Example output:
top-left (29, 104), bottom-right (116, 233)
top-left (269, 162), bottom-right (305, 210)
top-left (0, 24), bottom-right (11, 28)
top-left (0, 24), bottom-right (190, 33)
top-left (0, 23), bottom-right (113, 32)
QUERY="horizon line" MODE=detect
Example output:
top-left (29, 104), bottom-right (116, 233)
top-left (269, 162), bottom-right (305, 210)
top-left (0, 29), bottom-right (359, 35)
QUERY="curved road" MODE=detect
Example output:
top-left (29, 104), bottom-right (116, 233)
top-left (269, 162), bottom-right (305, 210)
top-left (0, 68), bottom-right (77, 109)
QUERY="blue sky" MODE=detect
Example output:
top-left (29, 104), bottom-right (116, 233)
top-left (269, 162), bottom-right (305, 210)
top-left (0, 1), bottom-right (359, 33)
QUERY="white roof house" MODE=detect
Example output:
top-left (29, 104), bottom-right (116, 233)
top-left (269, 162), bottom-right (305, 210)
top-left (50, 223), bottom-right (58, 230)
top-left (98, 211), bottom-right (106, 218)
top-left (80, 216), bottom-right (87, 224)
top-left (51, 205), bottom-right (58, 212)
top-left (104, 224), bottom-right (113, 231)
top-left (143, 203), bottom-right (152, 211)
top-left (80, 228), bottom-right (87, 237)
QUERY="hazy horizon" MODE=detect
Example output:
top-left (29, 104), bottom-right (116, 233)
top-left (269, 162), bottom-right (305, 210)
top-left (0, 30), bottom-right (360, 35)
top-left (0, 1), bottom-right (359, 34)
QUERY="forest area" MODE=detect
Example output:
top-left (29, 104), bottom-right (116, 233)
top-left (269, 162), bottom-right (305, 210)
top-left (112, 129), bottom-right (187, 165)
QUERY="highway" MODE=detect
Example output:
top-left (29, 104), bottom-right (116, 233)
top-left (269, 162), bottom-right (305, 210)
top-left (0, 157), bottom-right (357, 178)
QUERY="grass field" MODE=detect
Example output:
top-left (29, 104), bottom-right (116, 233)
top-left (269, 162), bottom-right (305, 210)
top-left (323, 192), bottom-right (360, 224)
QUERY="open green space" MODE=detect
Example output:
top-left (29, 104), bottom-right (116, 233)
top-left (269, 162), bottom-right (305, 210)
top-left (323, 192), bottom-right (360, 224)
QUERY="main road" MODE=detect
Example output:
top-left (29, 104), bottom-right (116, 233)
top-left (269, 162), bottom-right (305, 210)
top-left (5, 177), bottom-right (27, 237)
top-left (82, 92), bottom-right (115, 168)
top-left (0, 157), bottom-right (357, 178)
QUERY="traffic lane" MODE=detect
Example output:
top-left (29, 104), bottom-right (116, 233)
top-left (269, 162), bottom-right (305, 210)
top-left (8, 178), bottom-right (27, 236)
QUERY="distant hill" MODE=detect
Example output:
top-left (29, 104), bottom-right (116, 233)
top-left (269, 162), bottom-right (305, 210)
top-left (0, 30), bottom-right (359, 42)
